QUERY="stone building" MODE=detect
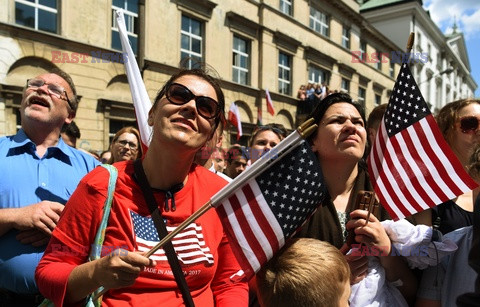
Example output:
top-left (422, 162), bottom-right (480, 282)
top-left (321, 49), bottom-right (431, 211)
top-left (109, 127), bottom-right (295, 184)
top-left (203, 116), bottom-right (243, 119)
top-left (360, 0), bottom-right (477, 112)
top-left (1, 0), bottom-right (401, 151)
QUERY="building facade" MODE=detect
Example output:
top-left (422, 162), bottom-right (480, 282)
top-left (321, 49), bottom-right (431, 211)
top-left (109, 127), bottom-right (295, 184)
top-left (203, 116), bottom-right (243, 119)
top-left (360, 0), bottom-right (477, 113)
top-left (1, 0), bottom-right (402, 152)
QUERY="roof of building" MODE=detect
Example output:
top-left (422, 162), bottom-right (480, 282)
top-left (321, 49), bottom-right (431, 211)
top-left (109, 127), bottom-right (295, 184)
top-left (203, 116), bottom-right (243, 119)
top-left (360, 0), bottom-right (421, 11)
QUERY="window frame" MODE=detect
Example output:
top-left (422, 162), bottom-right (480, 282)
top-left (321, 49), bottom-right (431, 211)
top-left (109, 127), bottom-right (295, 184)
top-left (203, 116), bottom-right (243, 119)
top-left (358, 86), bottom-right (366, 107)
top-left (278, 51), bottom-right (292, 95)
top-left (308, 65), bottom-right (329, 85)
top-left (111, 0), bottom-right (139, 54)
top-left (279, 0), bottom-right (293, 16)
top-left (309, 7), bottom-right (329, 37)
top-left (341, 78), bottom-right (350, 93)
top-left (232, 35), bottom-right (250, 85)
top-left (180, 14), bottom-right (204, 69)
top-left (342, 26), bottom-right (350, 49)
top-left (360, 40), bottom-right (367, 61)
top-left (15, 0), bottom-right (59, 33)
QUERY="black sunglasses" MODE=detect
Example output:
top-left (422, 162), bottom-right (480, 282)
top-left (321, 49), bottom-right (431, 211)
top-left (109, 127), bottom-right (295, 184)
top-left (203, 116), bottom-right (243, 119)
top-left (459, 116), bottom-right (480, 133)
top-left (166, 83), bottom-right (220, 119)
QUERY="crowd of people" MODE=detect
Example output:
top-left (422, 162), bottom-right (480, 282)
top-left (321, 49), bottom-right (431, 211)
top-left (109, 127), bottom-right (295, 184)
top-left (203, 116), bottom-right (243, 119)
top-left (0, 64), bottom-right (479, 307)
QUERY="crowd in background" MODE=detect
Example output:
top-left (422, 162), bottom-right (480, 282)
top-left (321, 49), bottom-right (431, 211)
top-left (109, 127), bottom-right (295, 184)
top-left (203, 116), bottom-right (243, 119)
top-left (0, 65), bottom-right (479, 307)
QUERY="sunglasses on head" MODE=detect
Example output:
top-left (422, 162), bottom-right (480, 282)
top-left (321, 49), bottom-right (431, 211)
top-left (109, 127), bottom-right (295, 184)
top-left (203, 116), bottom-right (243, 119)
top-left (166, 83), bottom-right (220, 119)
top-left (459, 116), bottom-right (480, 133)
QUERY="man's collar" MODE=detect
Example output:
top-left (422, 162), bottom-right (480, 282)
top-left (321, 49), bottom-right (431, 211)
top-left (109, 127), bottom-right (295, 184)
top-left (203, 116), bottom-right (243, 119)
top-left (11, 128), bottom-right (76, 158)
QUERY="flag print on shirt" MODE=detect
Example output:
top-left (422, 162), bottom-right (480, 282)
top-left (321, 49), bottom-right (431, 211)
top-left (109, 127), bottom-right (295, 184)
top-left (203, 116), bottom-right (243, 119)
top-left (130, 211), bottom-right (214, 266)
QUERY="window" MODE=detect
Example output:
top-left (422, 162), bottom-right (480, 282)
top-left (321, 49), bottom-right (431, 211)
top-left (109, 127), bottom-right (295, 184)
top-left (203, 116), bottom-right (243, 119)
top-left (342, 26), bottom-right (350, 49)
top-left (358, 87), bottom-right (366, 107)
top-left (360, 40), bottom-right (367, 61)
top-left (308, 66), bottom-right (329, 85)
top-left (375, 49), bottom-right (382, 71)
top-left (112, 0), bottom-right (139, 54)
top-left (232, 36), bottom-right (250, 85)
top-left (15, 0), bottom-right (58, 33)
top-left (181, 15), bottom-right (203, 69)
top-left (389, 62), bottom-right (395, 78)
top-left (375, 94), bottom-right (381, 105)
top-left (427, 43), bottom-right (432, 62)
top-left (309, 7), bottom-right (329, 37)
top-left (417, 32), bottom-right (422, 52)
top-left (280, 0), bottom-right (292, 16)
top-left (341, 78), bottom-right (350, 93)
top-left (278, 52), bottom-right (291, 95)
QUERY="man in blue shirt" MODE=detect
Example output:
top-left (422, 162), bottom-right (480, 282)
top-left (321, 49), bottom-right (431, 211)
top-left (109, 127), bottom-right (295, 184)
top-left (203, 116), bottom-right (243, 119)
top-left (0, 68), bottom-right (99, 305)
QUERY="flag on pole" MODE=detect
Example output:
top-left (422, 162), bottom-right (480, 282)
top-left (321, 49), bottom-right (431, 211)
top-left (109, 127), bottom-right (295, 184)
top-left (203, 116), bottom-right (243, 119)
top-left (214, 140), bottom-right (326, 280)
top-left (368, 63), bottom-right (477, 221)
top-left (116, 10), bottom-right (152, 150)
top-left (266, 89), bottom-right (275, 116)
top-left (257, 106), bottom-right (263, 126)
top-left (228, 102), bottom-right (242, 140)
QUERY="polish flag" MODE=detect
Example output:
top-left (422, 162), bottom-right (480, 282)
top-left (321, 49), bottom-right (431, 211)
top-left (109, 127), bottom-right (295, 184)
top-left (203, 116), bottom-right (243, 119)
top-left (228, 102), bottom-right (242, 140)
top-left (266, 89), bottom-right (275, 116)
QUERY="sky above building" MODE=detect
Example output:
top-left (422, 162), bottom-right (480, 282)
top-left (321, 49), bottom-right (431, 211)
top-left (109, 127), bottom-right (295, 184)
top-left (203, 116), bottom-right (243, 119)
top-left (423, 0), bottom-right (480, 97)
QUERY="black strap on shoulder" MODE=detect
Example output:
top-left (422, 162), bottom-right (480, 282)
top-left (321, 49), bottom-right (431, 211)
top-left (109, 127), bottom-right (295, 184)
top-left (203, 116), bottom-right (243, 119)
top-left (133, 159), bottom-right (195, 307)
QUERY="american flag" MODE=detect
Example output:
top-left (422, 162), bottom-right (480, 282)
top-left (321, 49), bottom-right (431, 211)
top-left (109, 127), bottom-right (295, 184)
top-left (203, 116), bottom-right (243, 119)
top-left (215, 140), bottom-right (326, 280)
top-left (368, 63), bottom-right (477, 221)
top-left (130, 211), bottom-right (214, 266)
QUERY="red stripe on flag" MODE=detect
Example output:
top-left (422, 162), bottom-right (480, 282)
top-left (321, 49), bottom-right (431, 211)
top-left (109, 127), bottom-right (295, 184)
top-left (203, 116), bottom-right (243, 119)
top-left (241, 184), bottom-right (280, 254)
top-left (370, 124), bottom-right (411, 220)
top-left (379, 137), bottom-right (421, 216)
top-left (215, 203), bottom-right (255, 279)
top-left (388, 134), bottom-right (432, 212)
top-left (228, 192), bottom-right (268, 269)
top-left (400, 125), bottom-right (448, 203)
top-left (425, 115), bottom-right (478, 191)
top-left (397, 130), bottom-right (444, 206)
top-left (414, 117), bottom-right (463, 197)
top-left (266, 89), bottom-right (275, 116)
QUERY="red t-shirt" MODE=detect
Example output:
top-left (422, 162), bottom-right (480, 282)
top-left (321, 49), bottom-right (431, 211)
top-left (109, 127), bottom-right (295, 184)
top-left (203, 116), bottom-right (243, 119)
top-left (35, 161), bottom-right (248, 307)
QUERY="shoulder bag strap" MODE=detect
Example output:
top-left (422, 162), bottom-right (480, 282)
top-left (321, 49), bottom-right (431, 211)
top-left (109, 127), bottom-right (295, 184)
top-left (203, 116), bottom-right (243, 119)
top-left (89, 164), bottom-right (118, 261)
top-left (133, 159), bottom-right (195, 307)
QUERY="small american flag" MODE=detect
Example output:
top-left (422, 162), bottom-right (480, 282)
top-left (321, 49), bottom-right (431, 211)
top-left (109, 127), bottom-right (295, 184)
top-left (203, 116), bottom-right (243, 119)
top-left (368, 63), bottom-right (477, 221)
top-left (215, 140), bottom-right (326, 280)
top-left (130, 211), bottom-right (214, 266)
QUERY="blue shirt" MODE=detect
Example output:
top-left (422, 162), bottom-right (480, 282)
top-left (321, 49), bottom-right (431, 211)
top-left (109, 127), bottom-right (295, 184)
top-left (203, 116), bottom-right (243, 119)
top-left (417, 226), bottom-right (477, 307)
top-left (0, 129), bottom-right (100, 293)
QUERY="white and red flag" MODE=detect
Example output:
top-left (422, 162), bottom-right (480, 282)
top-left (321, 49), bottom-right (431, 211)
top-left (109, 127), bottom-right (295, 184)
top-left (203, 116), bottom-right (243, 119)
top-left (116, 10), bottom-right (152, 151)
top-left (228, 102), bottom-right (242, 140)
top-left (368, 63), bottom-right (477, 220)
top-left (265, 89), bottom-right (275, 116)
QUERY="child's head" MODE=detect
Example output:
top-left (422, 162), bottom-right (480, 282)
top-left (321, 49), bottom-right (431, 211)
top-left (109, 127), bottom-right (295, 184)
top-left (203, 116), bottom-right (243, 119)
top-left (256, 238), bottom-right (351, 307)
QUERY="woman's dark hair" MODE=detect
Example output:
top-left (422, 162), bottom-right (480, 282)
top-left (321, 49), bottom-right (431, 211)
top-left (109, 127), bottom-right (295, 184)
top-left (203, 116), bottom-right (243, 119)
top-left (305, 92), bottom-right (368, 168)
top-left (248, 123), bottom-right (288, 147)
top-left (152, 69), bottom-right (226, 132)
top-left (306, 92), bottom-right (366, 143)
